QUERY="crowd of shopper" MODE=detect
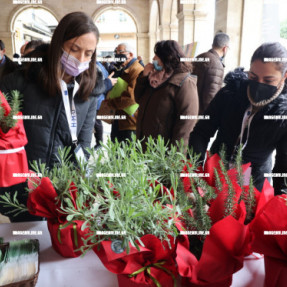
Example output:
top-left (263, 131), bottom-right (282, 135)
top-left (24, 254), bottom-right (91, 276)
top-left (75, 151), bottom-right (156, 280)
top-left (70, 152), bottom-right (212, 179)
top-left (1, 11), bottom-right (287, 223)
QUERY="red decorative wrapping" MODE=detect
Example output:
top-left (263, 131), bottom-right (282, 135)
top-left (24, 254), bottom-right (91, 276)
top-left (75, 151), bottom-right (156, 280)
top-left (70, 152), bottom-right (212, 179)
top-left (177, 216), bottom-right (250, 286)
top-left (249, 195), bottom-right (287, 287)
top-left (27, 177), bottom-right (61, 219)
top-left (0, 91), bottom-right (28, 187)
top-left (181, 153), bottom-right (251, 197)
top-left (253, 179), bottom-right (274, 217)
top-left (117, 274), bottom-right (153, 287)
top-left (181, 277), bottom-right (232, 287)
top-left (201, 153), bottom-right (221, 187)
top-left (94, 234), bottom-right (177, 286)
top-left (117, 273), bottom-right (177, 287)
top-left (264, 256), bottom-right (287, 287)
top-left (47, 219), bottom-right (89, 258)
top-left (208, 180), bottom-right (245, 224)
top-left (149, 180), bottom-right (174, 198)
top-left (27, 177), bottom-right (90, 257)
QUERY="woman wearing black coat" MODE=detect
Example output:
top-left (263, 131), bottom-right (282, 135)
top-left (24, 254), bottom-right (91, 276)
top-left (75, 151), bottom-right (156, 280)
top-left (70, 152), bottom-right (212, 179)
top-left (0, 12), bottom-right (102, 221)
top-left (189, 42), bottom-right (287, 195)
top-left (0, 12), bottom-right (101, 168)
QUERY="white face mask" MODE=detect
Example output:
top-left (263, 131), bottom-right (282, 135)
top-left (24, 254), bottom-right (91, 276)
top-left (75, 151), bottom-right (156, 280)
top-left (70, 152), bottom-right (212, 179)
top-left (60, 49), bottom-right (91, 77)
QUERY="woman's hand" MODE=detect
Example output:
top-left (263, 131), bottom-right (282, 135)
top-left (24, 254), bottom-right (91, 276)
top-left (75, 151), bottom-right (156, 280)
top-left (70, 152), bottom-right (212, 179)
top-left (143, 63), bottom-right (155, 77)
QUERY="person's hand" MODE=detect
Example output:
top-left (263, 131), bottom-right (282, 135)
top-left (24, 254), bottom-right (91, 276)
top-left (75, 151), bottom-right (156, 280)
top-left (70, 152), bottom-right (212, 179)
top-left (143, 63), bottom-right (154, 77)
top-left (108, 72), bottom-right (118, 86)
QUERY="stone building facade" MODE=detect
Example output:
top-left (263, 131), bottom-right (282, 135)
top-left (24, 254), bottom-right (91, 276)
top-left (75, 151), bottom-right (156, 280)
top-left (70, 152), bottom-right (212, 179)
top-left (0, 0), bottom-right (281, 74)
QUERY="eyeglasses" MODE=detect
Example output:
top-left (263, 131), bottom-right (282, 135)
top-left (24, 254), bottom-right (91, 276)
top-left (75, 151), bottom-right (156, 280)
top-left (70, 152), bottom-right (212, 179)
top-left (115, 50), bottom-right (129, 54)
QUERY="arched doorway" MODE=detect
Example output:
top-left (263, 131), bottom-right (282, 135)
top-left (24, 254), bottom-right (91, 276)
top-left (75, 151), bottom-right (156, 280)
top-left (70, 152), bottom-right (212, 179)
top-left (11, 7), bottom-right (58, 54)
top-left (94, 9), bottom-right (137, 58)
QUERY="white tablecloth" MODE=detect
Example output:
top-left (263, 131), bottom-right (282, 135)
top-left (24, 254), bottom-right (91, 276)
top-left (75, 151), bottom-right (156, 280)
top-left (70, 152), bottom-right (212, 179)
top-left (0, 221), bottom-right (118, 287)
top-left (0, 221), bottom-right (265, 287)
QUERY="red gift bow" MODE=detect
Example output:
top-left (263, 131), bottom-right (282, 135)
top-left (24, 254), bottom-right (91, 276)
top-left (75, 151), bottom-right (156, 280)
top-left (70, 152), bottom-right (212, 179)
top-left (176, 215), bottom-right (251, 286)
top-left (94, 234), bottom-right (178, 286)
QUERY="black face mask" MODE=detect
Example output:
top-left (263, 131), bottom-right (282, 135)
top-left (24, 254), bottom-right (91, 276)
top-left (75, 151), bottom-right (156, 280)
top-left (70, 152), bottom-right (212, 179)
top-left (248, 80), bottom-right (278, 103)
top-left (114, 54), bottom-right (127, 66)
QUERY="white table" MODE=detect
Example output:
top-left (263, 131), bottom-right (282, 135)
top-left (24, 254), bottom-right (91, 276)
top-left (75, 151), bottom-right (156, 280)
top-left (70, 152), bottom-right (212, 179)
top-left (0, 221), bottom-right (119, 287)
top-left (0, 221), bottom-right (265, 287)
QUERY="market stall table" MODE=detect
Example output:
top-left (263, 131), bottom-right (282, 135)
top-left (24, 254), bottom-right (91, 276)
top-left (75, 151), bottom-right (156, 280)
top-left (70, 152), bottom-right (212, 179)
top-left (0, 221), bottom-right (265, 287)
top-left (0, 221), bottom-right (118, 287)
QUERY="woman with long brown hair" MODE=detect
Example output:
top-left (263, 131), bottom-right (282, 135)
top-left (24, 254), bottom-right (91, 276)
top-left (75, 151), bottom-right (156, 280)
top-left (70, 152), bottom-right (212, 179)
top-left (1, 11), bottom-right (100, 167)
top-left (0, 12), bottom-right (101, 222)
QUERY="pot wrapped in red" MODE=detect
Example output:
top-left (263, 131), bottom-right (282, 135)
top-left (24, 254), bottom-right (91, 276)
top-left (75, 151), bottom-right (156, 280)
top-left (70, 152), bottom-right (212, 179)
top-left (94, 234), bottom-right (178, 287)
top-left (249, 194), bottom-right (287, 287)
top-left (177, 216), bottom-right (250, 286)
top-left (27, 177), bottom-right (90, 257)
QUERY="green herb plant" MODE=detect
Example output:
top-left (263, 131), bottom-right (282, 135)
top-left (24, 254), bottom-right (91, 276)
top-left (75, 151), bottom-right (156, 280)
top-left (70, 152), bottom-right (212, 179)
top-left (0, 90), bottom-right (23, 133)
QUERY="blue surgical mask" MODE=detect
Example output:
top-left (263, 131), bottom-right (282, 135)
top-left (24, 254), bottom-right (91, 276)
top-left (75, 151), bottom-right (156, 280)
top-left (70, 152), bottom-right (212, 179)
top-left (153, 60), bottom-right (163, 71)
top-left (0, 54), bottom-right (2, 61)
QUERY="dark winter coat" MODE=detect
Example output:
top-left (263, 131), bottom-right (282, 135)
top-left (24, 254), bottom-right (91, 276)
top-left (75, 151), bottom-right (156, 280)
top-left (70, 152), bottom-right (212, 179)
top-left (192, 49), bottom-right (224, 114)
top-left (135, 69), bottom-right (199, 150)
top-left (0, 45), bottom-right (102, 168)
top-left (189, 70), bottom-right (287, 194)
top-left (0, 55), bottom-right (18, 81)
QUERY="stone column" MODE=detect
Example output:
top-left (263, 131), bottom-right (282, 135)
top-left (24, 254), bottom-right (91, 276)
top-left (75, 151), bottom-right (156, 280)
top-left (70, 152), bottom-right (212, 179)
top-left (177, 9), bottom-right (195, 46)
top-left (214, 0), bottom-right (244, 73)
top-left (137, 32), bottom-right (149, 64)
top-left (170, 23), bottom-right (179, 41)
top-left (239, 0), bottom-right (264, 70)
top-left (158, 24), bottom-right (171, 40)
top-left (215, 0), bottom-right (264, 73)
top-left (177, 2), bottom-right (209, 50)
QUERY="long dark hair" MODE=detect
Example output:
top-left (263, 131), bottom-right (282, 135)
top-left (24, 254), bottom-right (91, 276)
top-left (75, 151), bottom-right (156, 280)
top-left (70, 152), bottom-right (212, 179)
top-left (154, 40), bottom-right (192, 73)
top-left (41, 12), bottom-right (99, 100)
top-left (251, 42), bottom-right (287, 76)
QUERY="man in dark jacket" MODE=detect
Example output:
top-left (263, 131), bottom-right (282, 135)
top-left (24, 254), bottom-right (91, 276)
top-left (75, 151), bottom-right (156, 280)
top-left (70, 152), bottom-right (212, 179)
top-left (0, 40), bottom-right (18, 81)
top-left (193, 33), bottom-right (230, 114)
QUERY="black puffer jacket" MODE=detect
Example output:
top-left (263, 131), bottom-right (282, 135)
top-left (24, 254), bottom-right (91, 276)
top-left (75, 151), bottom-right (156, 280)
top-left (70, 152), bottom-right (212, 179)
top-left (0, 45), bottom-right (104, 168)
top-left (189, 70), bottom-right (287, 194)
